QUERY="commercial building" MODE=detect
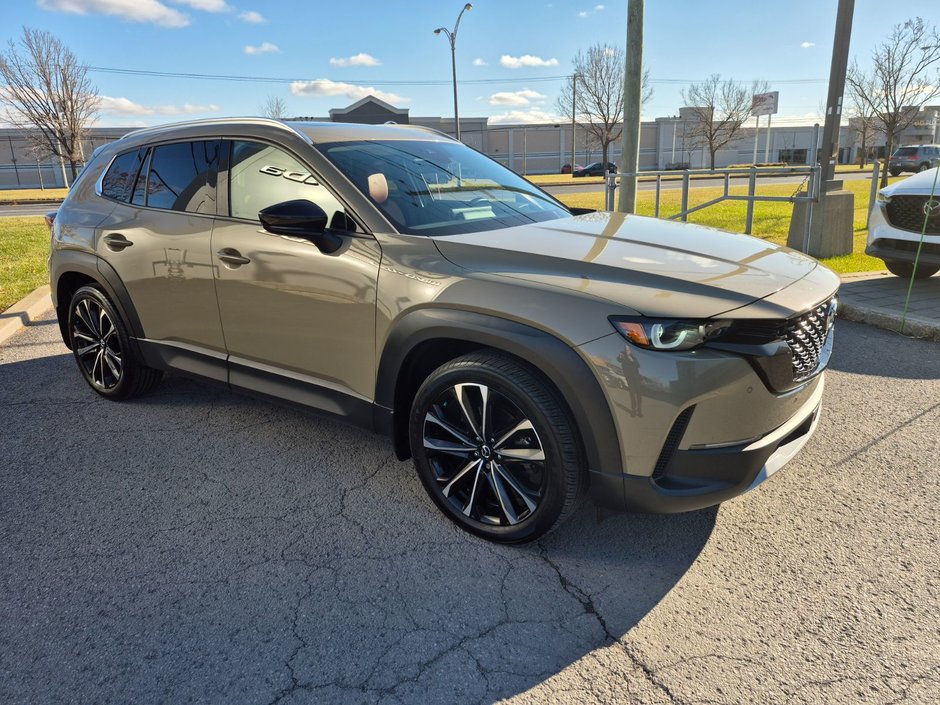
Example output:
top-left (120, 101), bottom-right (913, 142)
top-left (2, 96), bottom-right (938, 189)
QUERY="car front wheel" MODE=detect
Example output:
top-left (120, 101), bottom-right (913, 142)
top-left (67, 285), bottom-right (162, 399)
top-left (409, 351), bottom-right (584, 543)
top-left (885, 260), bottom-right (940, 279)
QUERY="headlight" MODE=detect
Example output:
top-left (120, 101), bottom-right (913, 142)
top-left (610, 317), bottom-right (731, 351)
top-left (876, 191), bottom-right (890, 205)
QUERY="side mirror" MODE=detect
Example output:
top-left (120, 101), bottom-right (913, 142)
top-left (258, 199), bottom-right (343, 254)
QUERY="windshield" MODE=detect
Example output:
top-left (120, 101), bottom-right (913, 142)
top-left (315, 139), bottom-right (571, 236)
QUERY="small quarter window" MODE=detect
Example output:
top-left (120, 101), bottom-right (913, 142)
top-left (146, 140), bottom-right (220, 214)
top-left (100, 148), bottom-right (146, 202)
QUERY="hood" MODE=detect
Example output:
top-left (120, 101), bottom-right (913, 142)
top-left (433, 212), bottom-right (822, 319)
top-left (881, 167), bottom-right (940, 196)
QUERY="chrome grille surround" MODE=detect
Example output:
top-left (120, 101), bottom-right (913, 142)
top-left (783, 299), bottom-right (834, 382)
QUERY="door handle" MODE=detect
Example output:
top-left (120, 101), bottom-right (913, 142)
top-left (103, 233), bottom-right (133, 251)
top-left (217, 248), bottom-right (251, 266)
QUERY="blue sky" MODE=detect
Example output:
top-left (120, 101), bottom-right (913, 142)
top-left (5, 0), bottom-right (938, 127)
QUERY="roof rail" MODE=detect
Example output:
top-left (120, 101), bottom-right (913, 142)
top-left (123, 116), bottom-right (311, 143)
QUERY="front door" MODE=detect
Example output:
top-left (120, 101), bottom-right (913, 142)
top-left (211, 139), bottom-right (381, 418)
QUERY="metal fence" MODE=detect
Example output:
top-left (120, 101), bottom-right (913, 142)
top-left (604, 165), bottom-right (822, 248)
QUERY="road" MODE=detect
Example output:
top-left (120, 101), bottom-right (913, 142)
top-left (543, 169), bottom-right (877, 196)
top-left (0, 203), bottom-right (58, 218)
top-left (1, 314), bottom-right (938, 704)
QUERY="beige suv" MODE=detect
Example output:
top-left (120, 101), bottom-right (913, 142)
top-left (49, 118), bottom-right (839, 543)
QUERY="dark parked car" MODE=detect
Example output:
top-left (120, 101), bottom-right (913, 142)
top-left (888, 145), bottom-right (940, 176)
top-left (573, 162), bottom-right (617, 177)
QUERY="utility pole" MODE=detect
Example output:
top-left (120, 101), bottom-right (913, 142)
top-left (820, 0), bottom-right (854, 182)
top-left (434, 3), bottom-right (473, 142)
top-left (617, 0), bottom-right (644, 213)
top-left (570, 73), bottom-right (578, 171)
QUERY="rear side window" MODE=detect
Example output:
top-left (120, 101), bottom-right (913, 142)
top-left (894, 147), bottom-right (917, 156)
top-left (146, 140), bottom-right (220, 214)
top-left (100, 148), bottom-right (146, 202)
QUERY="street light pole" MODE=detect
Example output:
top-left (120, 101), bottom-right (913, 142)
top-left (434, 3), bottom-right (472, 142)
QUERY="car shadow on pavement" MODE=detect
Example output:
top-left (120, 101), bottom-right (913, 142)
top-left (1, 354), bottom-right (716, 705)
top-left (828, 320), bottom-right (939, 380)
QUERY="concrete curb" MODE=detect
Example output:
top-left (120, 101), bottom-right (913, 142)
top-left (0, 285), bottom-right (54, 346)
top-left (838, 301), bottom-right (940, 342)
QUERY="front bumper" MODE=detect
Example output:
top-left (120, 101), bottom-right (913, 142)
top-left (866, 203), bottom-right (940, 266)
top-left (617, 378), bottom-right (822, 513)
top-left (579, 329), bottom-right (829, 514)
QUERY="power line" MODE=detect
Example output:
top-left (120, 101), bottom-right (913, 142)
top-left (86, 65), bottom-right (830, 88)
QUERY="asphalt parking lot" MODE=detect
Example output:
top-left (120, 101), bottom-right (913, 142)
top-left (1, 315), bottom-right (938, 704)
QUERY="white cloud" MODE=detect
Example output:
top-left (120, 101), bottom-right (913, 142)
top-left (500, 54), bottom-right (559, 69)
top-left (97, 95), bottom-right (220, 116)
top-left (578, 4), bottom-right (604, 17)
top-left (289, 79), bottom-right (408, 105)
top-left (488, 89), bottom-right (546, 106)
top-left (472, 58), bottom-right (487, 66)
top-left (488, 108), bottom-right (559, 124)
top-left (171, 0), bottom-right (230, 10)
top-left (244, 42), bottom-right (281, 56)
top-left (238, 9), bottom-right (265, 23)
top-left (37, 0), bottom-right (189, 27)
top-left (329, 53), bottom-right (382, 68)
top-left (800, 41), bottom-right (816, 48)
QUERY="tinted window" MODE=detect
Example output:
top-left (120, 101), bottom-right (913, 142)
top-left (228, 140), bottom-right (350, 228)
top-left (131, 149), bottom-right (150, 206)
top-left (101, 149), bottom-right (146, 202)
top-left (893, 147), bottom-right (918, 156)
top-left (147, 140), bottom-right (220, 214)
top-left (317, 139), bottom-right (569, 236)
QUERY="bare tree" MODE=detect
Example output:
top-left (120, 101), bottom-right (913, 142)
top-left (0, 27), bottom-right (97, 180)
top-left (846, 79), bottom-right (878, 169)
top-left (847, 17), bottom-right (940, 186)
top-left (556, 44), bottom-right (652, 170)
top-left (260, 95), bottom-right (288, 119)
top-left (680, 74), bottom-right (767, 169)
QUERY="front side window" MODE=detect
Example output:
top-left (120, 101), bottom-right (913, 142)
top-left (146, 140), bottom-right (220, 214)
top-left (315, 139), bottom-right (570, 236)
top-left (228, 140), bottom-right (350, 228)
top-left (100, 148), bottom-right (146, 202)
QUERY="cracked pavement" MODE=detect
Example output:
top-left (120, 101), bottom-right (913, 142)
top-left (1, 315), bottom-right (938, 704)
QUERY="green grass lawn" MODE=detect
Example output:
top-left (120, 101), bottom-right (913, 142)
top-left (553, 179), bottom-right (890, 275)
top-left (0, 180), bottom-right (888, 313)
top-left (0, 188), bottom-right (69, 203)
top-left (0, 217), bottom-right (49, 312)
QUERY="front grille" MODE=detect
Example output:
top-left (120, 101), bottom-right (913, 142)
top-left (782, 300), bottom-right (831, 381)
top-left (885, 196), bottom-right (940, 234)
top-left (873, 238), bottom-right (940, 258)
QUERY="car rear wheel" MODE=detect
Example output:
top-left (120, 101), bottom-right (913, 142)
top-left (889, 169), bottom-right (902, 177)
top-left (885, 260), bottom-right (940, 279)
top-left (67, 285), bottom-right (162, 399)
top-left (409, 351), bottom-right (584, 543)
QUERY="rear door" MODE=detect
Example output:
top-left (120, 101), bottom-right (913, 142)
top-left (210, 138), bottom-right (381, 417)
top-left (96, 139), bottom-right (227, 379)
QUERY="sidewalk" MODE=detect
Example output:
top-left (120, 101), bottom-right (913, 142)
top-left (838, 271), bottom-right (940, 341)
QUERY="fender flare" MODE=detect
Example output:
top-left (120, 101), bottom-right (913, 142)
top-left (374, 308), bottom-right (622, 477)
top-left (51, 249), bottom-right (145, 347)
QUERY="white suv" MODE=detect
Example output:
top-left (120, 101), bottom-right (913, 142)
top-left (868, 167), bottom-right (940, 278)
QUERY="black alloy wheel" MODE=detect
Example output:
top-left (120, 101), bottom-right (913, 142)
top-left (410, 352), bottom-right (583, 543)
top-left (67, 286), bottom-right (162, 399)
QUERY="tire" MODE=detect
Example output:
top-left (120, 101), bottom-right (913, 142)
top-left (889, 169), bottom-right (902, 177)
top-left (409, 351), bottom-right (584, 543)
top-left (885, 260), bottom-right (940, 279)
top-left (67, 285), bottom-right (162, 399)
top-left (918, 163), bottom-right (931, 173)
